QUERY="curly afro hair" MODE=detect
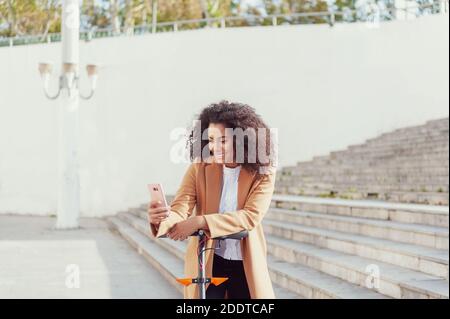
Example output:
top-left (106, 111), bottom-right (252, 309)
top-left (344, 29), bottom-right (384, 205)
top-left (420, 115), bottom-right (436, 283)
top-left (186, 100), bottom-right (277, 176)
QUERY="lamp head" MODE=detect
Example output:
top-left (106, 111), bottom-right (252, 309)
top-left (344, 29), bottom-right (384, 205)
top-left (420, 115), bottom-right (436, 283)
top-left (86, 64), bottom-right (99, 90)
top-left (86, 64), bottom-right (98, 77)
top-left (63, 63), bottom-right (77, 74)
top-left (38, 63), bottom-right (52, 77)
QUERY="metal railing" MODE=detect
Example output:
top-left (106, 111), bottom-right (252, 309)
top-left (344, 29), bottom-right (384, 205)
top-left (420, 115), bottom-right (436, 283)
top-left (0, 0), bottom-right (447, 48)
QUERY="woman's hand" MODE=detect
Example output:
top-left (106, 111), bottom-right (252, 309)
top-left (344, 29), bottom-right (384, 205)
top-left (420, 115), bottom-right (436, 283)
top-left (167, 216), bottom-right (204, 241)
top-left (148, 200), bottom-right (171, 227)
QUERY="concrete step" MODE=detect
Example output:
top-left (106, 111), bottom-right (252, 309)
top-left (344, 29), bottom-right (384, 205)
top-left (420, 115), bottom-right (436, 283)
top-left (292, 164), bottom-right (449, 174)
top-left (276, 178), bottom-right (448, 188)
top-left (109, 212), bottom-right (301, 299)
top-left (278, 174), bottom-right (449, 186)
top-left (267, 256), bottom-right (389, 299)
top-left (307, 149), bottom-right (449, 160)
top-left (276, 178), bottom-right (449, 189)
top-left (276, 185), bottom-right (449, 198)
top-left (263, 219), bottom-right (449, 279)
top-left (366, 130), bottom-right (448, 146)
top-left (284, 175), bottom-right (449, 185)
top-left (106, 216), bottom-right (184, 296)
top-left (266, 234), bottom-right (449, 299)
top-left (302, 160), bottom-right (449, 170)
top-left (265, 208), bottom-right (449, 249)
top-left (425, 118), bottom-right (449, 127)
top-left (270, 194), bottom-right (449, 227)
top-left (341, 150), bottom-right (447, 162)
top-left (279, 171), bottom-right (449, 181)
top-left (290, 166), bottom-right (449, 176)
top-left (276, 187), bottom-right (449, 206)
top-left (359, 137), bottom-right (448, 149)
top-left (356, 129), bottom-right (448, 143)
top-left (334, 146), bottom-right (449, 157)
top-left (374, 118), bottom-right (448, 135)
top-left (307, 158), bottom-right (448, 169)
top-left (311, 153), bottom-right (449, 164)
top-left (121, 211), bottom-right (389, 299)
top-left (377, 121), bottom-right (447, 136)
top-left (317, 160), bottom-right (449, 170)
top-left (386, 191), bottom-right (449, 206)
top-left (275, 180), bottom-right (449, 194)
top-left (344, 140), bottom-right (449, 155)
top-left (275, 183), bottom-right (450, 198)
top-left (320, 144), bottom-right (449, 159)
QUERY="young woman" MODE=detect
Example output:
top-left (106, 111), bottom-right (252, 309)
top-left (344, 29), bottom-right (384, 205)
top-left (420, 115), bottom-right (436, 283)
top-left (148, 100), bottom-right (277, 299)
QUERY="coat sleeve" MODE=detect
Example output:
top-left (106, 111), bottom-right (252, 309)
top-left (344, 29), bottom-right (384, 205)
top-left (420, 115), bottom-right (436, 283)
top-left (150, 163), bottom-right (197, 238)
top-left (203, 170), bottom-right (276, 239)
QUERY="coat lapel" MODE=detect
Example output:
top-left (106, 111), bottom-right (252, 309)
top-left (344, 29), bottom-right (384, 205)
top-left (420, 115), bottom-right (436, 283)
top-left (205, 161), bottom-right (222, 214)
top-left (204, 157), bottom-right (256, 214)
top-left (237, 166), bottom-right (256, 210)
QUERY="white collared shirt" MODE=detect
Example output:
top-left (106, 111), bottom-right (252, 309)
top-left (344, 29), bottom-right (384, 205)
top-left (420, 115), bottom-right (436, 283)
top-left (214, 164), bottom-right (243, 260)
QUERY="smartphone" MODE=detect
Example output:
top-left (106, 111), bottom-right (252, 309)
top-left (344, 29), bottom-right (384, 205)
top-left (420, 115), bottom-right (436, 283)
top-left (147, 183), bottom-right (169, 237)
top-left (147, 183), bottom-right (168, 208)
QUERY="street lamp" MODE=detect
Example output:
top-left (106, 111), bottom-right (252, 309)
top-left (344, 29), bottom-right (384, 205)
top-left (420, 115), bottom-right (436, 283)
top-left (38, 62), bottom-right (99, 99)
top-left (38, 0), bottom-right (99, 229)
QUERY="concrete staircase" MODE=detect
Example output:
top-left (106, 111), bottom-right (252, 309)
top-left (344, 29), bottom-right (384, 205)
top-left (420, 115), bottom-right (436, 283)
top-left (106, 193), bottom-right (448, 298)
top-left (276, 118), bottom-right (449, 205)
top-left (265, 194), bottom-right (448, 298)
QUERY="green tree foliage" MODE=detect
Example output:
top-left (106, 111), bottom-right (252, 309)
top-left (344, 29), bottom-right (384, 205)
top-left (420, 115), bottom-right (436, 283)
top-left (0, 0), bottom-right (61, 37)
top-left (0, 0), bottom-right (436, 38)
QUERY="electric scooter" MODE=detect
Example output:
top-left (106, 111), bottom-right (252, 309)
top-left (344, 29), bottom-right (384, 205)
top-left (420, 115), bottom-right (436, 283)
top-left (160, 229), bottom-right (248, 299)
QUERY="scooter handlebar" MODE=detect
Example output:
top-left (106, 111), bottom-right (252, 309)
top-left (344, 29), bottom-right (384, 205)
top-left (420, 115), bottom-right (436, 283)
top-left (196, 229), bottom-right (248, 240)
top-left (158, 229), bottom-right (248, 240)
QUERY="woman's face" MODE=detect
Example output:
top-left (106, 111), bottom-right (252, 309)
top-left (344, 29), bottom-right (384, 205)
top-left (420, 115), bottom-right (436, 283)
top-left (207, 122), bottom-right (234, 164)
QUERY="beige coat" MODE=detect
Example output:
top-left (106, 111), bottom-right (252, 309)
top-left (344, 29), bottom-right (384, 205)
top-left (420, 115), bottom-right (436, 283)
top-left (150, 157), bottom-right (276, 299)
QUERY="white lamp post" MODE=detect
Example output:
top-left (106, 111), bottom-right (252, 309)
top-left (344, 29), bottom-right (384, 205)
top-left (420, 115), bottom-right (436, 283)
top-left (38, 0), bottom-right (99, 229)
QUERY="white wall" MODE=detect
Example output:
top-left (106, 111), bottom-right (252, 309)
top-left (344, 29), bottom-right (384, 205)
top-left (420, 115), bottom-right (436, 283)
top-left (0, 14), bottom-right (448, 217)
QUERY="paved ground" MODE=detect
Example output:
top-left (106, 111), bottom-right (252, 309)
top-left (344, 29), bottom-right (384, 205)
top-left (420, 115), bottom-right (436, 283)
top-left (0, 215), bottom-right (180, 298)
